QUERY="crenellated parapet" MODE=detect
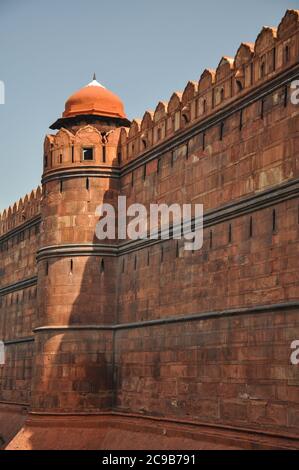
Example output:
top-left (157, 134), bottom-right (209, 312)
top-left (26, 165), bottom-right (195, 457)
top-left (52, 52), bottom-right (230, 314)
top-left (120, 9), bottom-right (299, 163)
top-left (0, 186), bottom-right (41, 237)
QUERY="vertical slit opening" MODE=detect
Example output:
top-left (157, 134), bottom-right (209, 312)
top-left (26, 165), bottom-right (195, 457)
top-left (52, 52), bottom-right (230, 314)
top-left (261, 99), bottom-right (264, 119)
top-left (249, 216), bottom-right (253, 238)
top-left (185, 141), bottom-right (189, 160)
top-left (272, 47), bottom-right (276, 71)
top-left (239, 109), bottom-right (243, 130)
top-left (100, 259), bottom-right (105, 273)
top-left (272, 209), bottom-right (276, 232)
top-left (220, 122), bottom-right (224, 140)
top-left (284, 84), bottom-right (288, 107)
top-left (171, 151), bottom-right (174, 167)
top-left (228, 223), bottom-right (232, 244)
top-left (250, 62), bottom-right (254, 85)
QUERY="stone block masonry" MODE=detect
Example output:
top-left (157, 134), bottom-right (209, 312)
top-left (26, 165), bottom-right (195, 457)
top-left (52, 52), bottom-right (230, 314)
top-left (0, 9), bottom-right (299, 450)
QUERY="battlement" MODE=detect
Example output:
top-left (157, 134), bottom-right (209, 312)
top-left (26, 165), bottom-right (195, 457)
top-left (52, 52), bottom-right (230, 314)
top-left (120, 9), bottom-right (299, 163)
top-left (0, 186), bottom-right (41, 237)
top-left (2, 10), bottom-right (298, 231)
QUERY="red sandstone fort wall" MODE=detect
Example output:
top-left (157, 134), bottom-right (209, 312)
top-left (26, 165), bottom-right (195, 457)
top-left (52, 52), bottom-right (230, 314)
top-left (0, 8), bottom-right (298, 445)
top-left (114, 10), bottom-right (299, 436)
top-left (0, 188), bottom-right (41, 404)
top-left (114, 307), bottom-right (299, 434)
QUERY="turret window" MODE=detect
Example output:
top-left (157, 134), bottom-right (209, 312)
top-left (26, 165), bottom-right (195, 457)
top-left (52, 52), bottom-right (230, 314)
top-left (82, 147), bottom-right (94, 161)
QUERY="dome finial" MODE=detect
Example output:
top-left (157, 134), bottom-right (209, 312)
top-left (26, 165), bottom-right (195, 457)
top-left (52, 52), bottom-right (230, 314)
top-left (93, 72), bottom-right (96, 81)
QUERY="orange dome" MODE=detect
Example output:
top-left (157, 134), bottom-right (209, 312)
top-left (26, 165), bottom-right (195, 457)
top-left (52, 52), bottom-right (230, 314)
top-left (62, 77), bottom-right (126, 119)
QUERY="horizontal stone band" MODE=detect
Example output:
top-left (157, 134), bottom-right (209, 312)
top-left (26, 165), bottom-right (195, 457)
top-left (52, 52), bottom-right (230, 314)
top-left (37, 177), bottom-right (299, 260)
top-left (33, 301), bottom-right (299, 333)
top-left (0, 276), bottom-right (37, 297)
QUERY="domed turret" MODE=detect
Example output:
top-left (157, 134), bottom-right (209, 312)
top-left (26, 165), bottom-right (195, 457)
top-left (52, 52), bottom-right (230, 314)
top-left (50, 75), bottom-right (130, 129)
top-left (63, 76), bottom-right (126, 119)
top-left (34, 76), bottom-right (127, 413)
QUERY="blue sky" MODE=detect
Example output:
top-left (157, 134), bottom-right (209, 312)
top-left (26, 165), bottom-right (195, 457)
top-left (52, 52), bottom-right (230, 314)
top-left (0, 0), bottom-right (297, 211)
